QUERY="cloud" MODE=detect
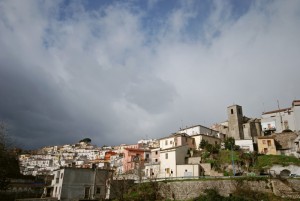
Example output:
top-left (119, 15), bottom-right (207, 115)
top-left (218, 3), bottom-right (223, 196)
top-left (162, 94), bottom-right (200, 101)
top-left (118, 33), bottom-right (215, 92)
top-left (0, 0), bottom-right (299, 149)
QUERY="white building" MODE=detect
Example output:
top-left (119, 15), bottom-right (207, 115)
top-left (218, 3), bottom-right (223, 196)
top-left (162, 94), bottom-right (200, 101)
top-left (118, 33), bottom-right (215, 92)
top-left (235, 139), bottom-right (254, 152)
top-left (48, 168), bottom-right (113, 201)
top-left (159, 145), bottom-right (190, 178)
top-left (261, 100), bottom-right (300, 134)
top-left (178, 125), bottom-right (219, 137)
top-left (156, 133), bottom-right (204, 178)
top-left (144, 148), bottom-right (160, 178)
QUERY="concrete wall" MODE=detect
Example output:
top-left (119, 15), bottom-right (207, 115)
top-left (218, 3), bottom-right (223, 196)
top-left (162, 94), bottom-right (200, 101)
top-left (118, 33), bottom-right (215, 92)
top-left (235, 139), bottom-right (254, 152)
top-left (187, 157), bottom-right (201, 164)
top-left (158, 178), bottom-right (300, 200)
top-left (176, 146), bottom-right (189, 165)
top-left (176, 164), bottom-right (200, 177)
top-left (270, 165), bottom-right (300, 176)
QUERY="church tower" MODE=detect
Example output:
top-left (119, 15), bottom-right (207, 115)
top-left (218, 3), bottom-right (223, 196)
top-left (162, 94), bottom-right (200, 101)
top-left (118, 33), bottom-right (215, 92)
top-left (227, 105), bottom-right (244, 139)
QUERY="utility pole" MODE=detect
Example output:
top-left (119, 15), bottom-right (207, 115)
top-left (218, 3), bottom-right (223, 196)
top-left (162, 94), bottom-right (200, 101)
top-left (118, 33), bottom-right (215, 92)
top-left (231, 144), bottom-right (235, 176)
top-left (277, 100), bottom-right (283, 131)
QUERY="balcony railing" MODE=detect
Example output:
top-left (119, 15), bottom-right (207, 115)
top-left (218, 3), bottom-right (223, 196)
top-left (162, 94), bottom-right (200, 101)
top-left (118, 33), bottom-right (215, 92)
top-left (144, 161), bottom-right (160, 166)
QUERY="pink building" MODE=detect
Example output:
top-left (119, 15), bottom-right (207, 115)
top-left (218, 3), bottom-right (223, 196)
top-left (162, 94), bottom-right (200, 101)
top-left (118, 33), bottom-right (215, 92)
top-left (123, 148), bottom-right (148, 173)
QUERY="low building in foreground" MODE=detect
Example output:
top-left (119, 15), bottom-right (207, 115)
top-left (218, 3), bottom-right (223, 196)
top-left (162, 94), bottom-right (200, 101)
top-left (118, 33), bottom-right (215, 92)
top-left (45, 167), bottom-right (113, 201)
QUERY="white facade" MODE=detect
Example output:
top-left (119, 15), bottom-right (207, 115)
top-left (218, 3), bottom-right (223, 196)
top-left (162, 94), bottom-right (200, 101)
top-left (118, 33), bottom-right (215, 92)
top-left (159, 133), bottom-right (193, 150)
top-left (50, 168), bottom-right (113, 201)
top-left (159, 145), bottom-right (189, 178)
top-left (178, 125), bottom-right (219, 136)
top-left (235, 139), bottom-right (254, 152)
top-left (176, 164), bottom-right (201, 177)
top-left (261, 100), bottom-right (300, 133)
top-left (144, 148), bottom-right (160, 178)
top-left (110, 154), bottom-right (124, 175)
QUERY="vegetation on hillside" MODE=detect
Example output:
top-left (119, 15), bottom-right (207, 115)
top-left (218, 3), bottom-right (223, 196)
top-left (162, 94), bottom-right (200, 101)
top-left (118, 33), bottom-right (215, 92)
top-left (254, 154), bottom-right (300, 170)
top-left (200, 137), bottom-right (300, 176)
top-left (191, 188), bottom-right (294, 201)
top-left (79, 137), bottom-right (91, 143)
top-left (0, 122), bottom-right (22, 190)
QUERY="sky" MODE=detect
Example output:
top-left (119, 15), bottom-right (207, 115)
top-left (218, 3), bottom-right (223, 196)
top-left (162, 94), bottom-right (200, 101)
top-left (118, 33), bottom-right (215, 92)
top-left (0, 0), bottom-right (299, 149)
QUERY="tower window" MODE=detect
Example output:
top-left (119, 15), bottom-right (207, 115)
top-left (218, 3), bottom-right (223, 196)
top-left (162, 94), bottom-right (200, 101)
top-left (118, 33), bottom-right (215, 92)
top-left (231, 109), bottom-right (234, 114)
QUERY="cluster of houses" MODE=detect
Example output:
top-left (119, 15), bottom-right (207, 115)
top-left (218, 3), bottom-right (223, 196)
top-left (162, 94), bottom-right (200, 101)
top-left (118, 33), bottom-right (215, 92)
top-left (16, 100), bottom-right (300, 200)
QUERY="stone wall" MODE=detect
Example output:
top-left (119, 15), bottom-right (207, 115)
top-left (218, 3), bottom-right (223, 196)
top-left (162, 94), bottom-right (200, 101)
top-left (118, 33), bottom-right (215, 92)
top-left (158, 178), bottom-right (300, 200)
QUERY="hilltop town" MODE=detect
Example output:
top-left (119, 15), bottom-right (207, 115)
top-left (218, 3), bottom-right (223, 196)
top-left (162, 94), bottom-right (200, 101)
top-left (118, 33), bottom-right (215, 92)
top-left (4, 100), bottom-right (298, 200)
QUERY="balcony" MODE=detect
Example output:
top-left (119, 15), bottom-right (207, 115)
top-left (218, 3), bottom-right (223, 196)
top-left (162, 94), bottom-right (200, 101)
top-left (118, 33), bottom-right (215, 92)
top-left (144, 161), bottom-right (160, 166)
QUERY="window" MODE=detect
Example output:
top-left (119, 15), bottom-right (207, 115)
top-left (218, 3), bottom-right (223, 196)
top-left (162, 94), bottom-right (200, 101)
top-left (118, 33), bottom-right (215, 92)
top-left (56, 177), bottom-right (59, 184)
top-left (267, 140), bottom-right (271, 146)
top-left (170, 141), bottom-right (173, 144)
top-left (165, 153), bottom-right (168, 159)
top-left (146, 154), bottom-right (149, 158)
top-left (284, 120), bottom-right (289, 129)
top-left (155, 151), bottom-right (158, 155)
top-left (155, 159), bottom-right (158, 162)
top-left (165, 168), bottom-right (170, 173)
top-left (96, 187), bottom-right (101, 194)
top-left (84, 187), bottom-right (90, 199)
top-left (262, 140), bottom-right (266, 144)
top-left (60, 173), bottom-right (63, 179)
top-left (231, 109), bottom-right (234, 114)
top-left (165, 140), bottom-right (168, 145)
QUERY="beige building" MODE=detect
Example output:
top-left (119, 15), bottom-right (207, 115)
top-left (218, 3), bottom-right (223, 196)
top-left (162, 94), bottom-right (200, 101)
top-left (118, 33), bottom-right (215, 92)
top-left (257, 136), bottom-right (277, 155)
top-left (191, 134), bottom-right (221, 150)
top-left (257, 132), bottom-right (299, 156)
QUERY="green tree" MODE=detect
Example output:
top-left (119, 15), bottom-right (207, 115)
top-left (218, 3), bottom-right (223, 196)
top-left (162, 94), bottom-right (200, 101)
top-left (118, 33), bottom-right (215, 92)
top-left (79, 138), bottom-right (91, 144)
top-left (224, 137), bottom-right (235, 150)
top-left (0, 122), bottom-right (20, 191)
top-left (200, 139), bottom-right (208, 149)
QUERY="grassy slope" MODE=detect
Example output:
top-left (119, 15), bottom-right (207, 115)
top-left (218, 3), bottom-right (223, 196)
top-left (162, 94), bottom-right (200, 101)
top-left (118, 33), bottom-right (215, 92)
top-left (255, 154), bottom-right (300, 169)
